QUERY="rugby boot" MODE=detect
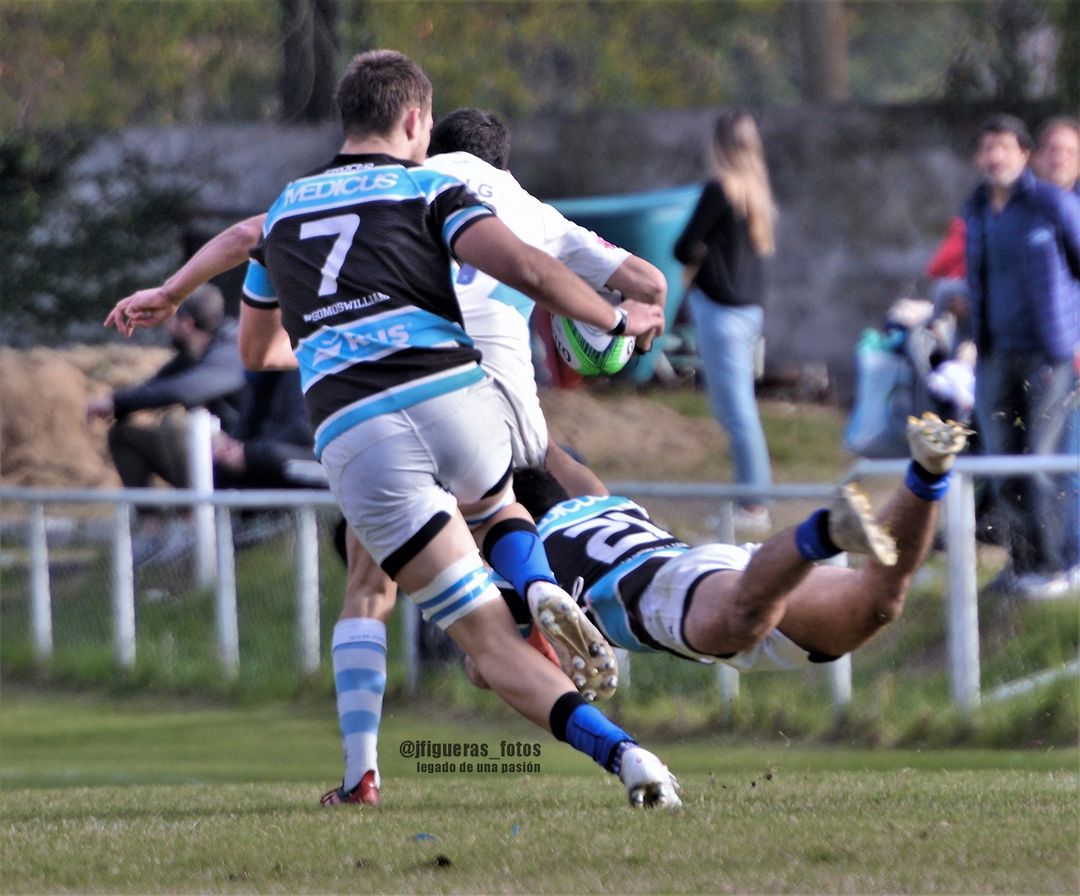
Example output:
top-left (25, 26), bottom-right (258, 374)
top-left (828, 483), bottom-right (898, 567)
top-left (906, 412), bottom-right (972, 475)
top-left (620, 746), bottom-right (682, 809)
top-left (320, 769), bottom-right (379, 807)
top-left (526, 580), bottom-right (618, 701)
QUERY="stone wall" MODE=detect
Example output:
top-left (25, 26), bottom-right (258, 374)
top-left (85, 102), bottom-right (1039, 394)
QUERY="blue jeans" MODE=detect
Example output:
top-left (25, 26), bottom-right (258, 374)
top-left (1060, 376), bottom-right (1080, 569)
top-left (689, 289), bottom-right (773, 507)
top-left (974, 351), bottom-right (1073, 575)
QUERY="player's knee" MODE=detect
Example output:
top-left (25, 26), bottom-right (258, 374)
top-left (868, 585), bottom-right (906, 628)
top-left (463, 655), bottom-right (491, 690)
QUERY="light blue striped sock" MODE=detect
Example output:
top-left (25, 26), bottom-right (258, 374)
top-left (332, 617), bottom-right (387, 791)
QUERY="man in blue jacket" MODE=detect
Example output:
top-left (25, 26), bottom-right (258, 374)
top-left (1033, 116), bottom-right (1080, 590)
top-left (962, 114), bottom-right (1080, 599)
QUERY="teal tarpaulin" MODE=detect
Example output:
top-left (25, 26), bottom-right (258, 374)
top-left (549, 184), bottom-right (701, 382)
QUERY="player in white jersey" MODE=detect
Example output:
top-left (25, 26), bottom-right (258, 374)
top-left (464, 414), bottom-right (970, 685)
top-left (106, 97), bottom-right (669, 808)
top-left (427, 150), bottom-right (618, 468)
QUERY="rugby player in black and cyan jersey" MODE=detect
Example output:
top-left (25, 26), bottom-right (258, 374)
top-left (113, 49), bottom-right (678, 810)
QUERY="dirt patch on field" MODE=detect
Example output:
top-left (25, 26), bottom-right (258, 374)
top-left (1, 346), bottom-right (728, 490)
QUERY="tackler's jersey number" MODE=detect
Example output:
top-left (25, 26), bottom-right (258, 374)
top-left (299, 213), bottom-right (361, 297)
top-left (243, 153), bottom-right (496, 455)
top-left (537, 496), bottom-right (686, 593)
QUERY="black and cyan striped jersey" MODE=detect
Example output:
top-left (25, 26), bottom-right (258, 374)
top-left (242, 152), bottom-right (495, 457)
top-left (535, 495), bottom-right (688, 650)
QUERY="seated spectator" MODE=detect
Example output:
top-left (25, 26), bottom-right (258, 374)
top-left (86, 284), bottom-right (247, 562)
top-left (212, 369), bottom-right (323, 491)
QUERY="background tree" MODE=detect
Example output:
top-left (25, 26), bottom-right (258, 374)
top-left (791, 0), bottom-right (850, 102)
top-left (278, 0), bottom-right (342, 123)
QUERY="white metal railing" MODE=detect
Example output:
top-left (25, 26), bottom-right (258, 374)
top-left (1, 453), bottom-right (1076, 714)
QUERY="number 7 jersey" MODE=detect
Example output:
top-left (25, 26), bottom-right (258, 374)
top-left (242, 152), bottom-right (494, 458)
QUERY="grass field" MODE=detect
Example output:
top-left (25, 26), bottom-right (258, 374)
top-left (3, 391), bottom-right (1078, 892)
top-left (2, 691), bottom-right (1077, 894)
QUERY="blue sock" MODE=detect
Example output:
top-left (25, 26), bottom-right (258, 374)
top-left (795, 509), bottom-right (841, 561)
top-left (905, 462), bottom-right (950, 502)
top-left (482, 518), bottom-right (556, 597)
top-left (549, 692), bottom-right (635, 774)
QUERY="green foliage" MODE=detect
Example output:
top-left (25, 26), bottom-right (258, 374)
top-left (0, 133), bottom-right (194, 343)
top-left (0, 0), bottom-right (280, 132)
top-left (941, 0), bottom-right (1059, 106)
top-left (2, 0), bottom-right (1074, 135)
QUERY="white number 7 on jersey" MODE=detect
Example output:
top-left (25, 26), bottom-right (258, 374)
top-left (300, 214), bottom-right (360, 297)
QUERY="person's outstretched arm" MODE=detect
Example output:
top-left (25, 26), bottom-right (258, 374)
top-left (105, 215), bottom-right (265, 335)
top-left (454, 217), bottom-right (664, 338)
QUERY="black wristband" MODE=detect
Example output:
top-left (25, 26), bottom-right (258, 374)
top-left (607, 306), bottom-right (629, 336)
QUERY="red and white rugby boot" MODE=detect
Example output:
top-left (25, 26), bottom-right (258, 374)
top-left (320, 769), bottom-right (379, 807)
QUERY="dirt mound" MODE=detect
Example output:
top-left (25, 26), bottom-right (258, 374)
top-left (541, 388), bottom-right (721, 480)
top-left (1, 346), bottom-right (169, 488)
top-left (1, 346), bottom-right (726, 490)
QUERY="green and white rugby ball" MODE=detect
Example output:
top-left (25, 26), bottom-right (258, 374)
top-left (551, 314), bottom-right (636, 377)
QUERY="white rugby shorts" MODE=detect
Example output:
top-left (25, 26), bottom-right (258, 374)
top-left (319, 378), bottom-right (514, 571)
top-left (637, 543), bottom-right (829, 672)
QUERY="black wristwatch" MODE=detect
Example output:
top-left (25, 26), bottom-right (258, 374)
top-left (607, 306), bottom-right (629, 337)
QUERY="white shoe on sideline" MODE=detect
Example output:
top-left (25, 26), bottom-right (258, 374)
top-left (1016, 572), bottom-right (1071, 601)
top-left (733, 506), bottom-right (772, 535)
top-left (619, 746), bottom-right (682, 809)
top-left (527, 580), bottom-right (617, 701)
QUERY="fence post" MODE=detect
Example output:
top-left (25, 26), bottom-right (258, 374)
top-left (188, 408), bottom-right (217, 589)
top-left (111, 503), bottom-right (136, 671)
top-left (614, 647), bottom-right (631, 690)
top-left (713, 500), bottom-right (738, 720)
top-left (295, 506), bottom-right (321, 675)
top-left (822, 553), bottom-right (853, 713)
top-left (28, 503), bottom-right (53, 665)
top-left (401, 600), bottom-right (420, 696)
top-left (214, 505), bottom-right (239, 680)
top-left (715, 664), bottom-right (739, 722)
top-left (945, 471), bottom-right (981, 714)
top-left (714, 500), bottom-right (736, 544)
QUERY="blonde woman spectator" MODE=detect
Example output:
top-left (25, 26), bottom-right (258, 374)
top-left (674, 110), bottom-right (778, 533)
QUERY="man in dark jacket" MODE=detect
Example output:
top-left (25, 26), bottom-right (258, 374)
top-left (212, 368), bottom-right (323, 490)
top-left (87, 283), bottom-right (248, 491)
top-left (962, 114), bottom-right (1080, 599)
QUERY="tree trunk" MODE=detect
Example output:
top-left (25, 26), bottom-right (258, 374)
top-left (279, 0), bottom-right (340, 123)
top-left (793, 0), bottom-right (850, 103)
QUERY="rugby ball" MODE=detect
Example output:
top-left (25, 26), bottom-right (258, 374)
top-left (550, 314), bottom-right (636, 377)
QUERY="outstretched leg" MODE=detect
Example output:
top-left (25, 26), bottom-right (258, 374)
top-left (774, 414), bottom-right (971, 657)
top-left (398, 514), bottom-right (680, 809)
top-left (684, 413), bottom-right (969, 660)
top-left (683, 482), bottom-right (896, 656)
